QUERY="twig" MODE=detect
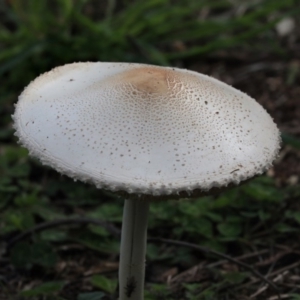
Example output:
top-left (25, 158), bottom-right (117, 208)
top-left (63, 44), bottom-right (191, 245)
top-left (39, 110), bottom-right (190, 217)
top-left (267, 294), bottom-right (292, 300)
top-left (237, 260), bottom-right (300, 291)
top-left (266, 261), bottom-right (300, 279)
top-left (250, 271), bottom-right (288, 298)
top-left (208, 249), bottom-right (269, 269)
top-left (148, 237), bottom-right (280, 297)
top-left (6, 217), bottom-right (121, 250)
top-left (254, 251), bottom-right (291, 267)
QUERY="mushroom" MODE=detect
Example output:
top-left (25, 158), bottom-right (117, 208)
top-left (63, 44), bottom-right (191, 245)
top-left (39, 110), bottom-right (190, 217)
top-left (13, 62), bottom-right (280, 299)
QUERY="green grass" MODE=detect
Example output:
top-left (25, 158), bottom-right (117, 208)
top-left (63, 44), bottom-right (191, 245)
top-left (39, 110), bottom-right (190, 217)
top-left (1, 0), bottom-right (300, 299)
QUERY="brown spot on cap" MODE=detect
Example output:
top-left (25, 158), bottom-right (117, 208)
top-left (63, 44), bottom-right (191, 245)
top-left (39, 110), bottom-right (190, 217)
top-left (113, 66), bottom-right (178, 96)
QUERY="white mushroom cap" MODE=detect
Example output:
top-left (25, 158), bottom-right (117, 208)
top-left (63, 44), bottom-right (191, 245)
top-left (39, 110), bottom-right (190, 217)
top-left (13, 62), bottom-right (280, 197)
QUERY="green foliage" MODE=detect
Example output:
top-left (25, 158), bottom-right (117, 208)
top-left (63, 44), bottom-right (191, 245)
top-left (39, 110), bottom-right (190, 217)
top-left (87, 203), bottom-right (123, 222)
top-left (181, 271), bottom-right (248, 300)
top-left (10, 240), bottom-right (58, 269)
top-left (90, 275), bottom-right (117, 294)
top-left (77, 291), bottom-right (106, 300)
top-left (72, 229), bottom-right (119, 253)
top-left (282, 133), bottom-right (300, 150)
top-left (222, 271), bottom-right (249, 284)
top-left (20, 281), bottom-right (65, 297)
top-left (1, 0), bottom-right (299, 84)
top-left (145, 283), bottom-right (171, 300)
top-left (149, 176), bottom-right (291, 253)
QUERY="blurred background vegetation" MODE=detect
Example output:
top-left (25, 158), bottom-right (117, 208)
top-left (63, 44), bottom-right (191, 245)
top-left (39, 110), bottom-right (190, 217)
top-left (1, 0), bottom-right (300, 299)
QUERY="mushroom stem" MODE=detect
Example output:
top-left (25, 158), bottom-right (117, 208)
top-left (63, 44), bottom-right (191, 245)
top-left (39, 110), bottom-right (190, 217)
top-left (119, 198), bottom-right (150, 300)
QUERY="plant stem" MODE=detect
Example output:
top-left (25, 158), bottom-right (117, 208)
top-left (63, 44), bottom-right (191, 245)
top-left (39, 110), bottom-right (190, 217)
top-left (119, 198), bottom-right (150, 300)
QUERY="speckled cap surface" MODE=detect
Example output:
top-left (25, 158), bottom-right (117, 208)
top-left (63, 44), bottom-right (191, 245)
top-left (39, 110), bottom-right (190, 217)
top-left (13, 62), bottom-right (281, 196)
